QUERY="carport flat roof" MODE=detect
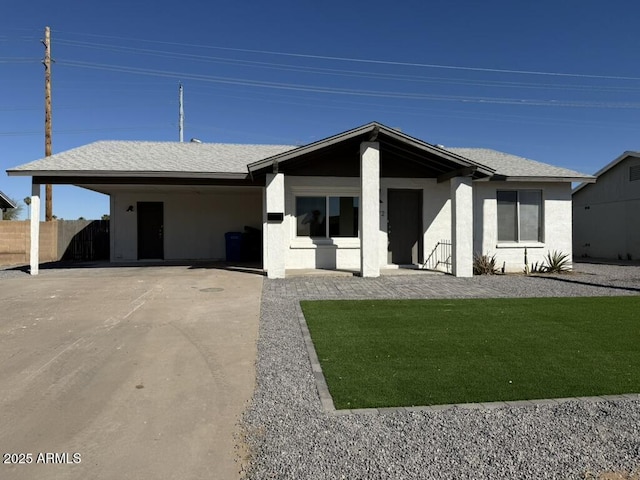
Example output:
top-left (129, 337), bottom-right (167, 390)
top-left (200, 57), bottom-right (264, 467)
top-left (7, 141), bottom-right (296, 178)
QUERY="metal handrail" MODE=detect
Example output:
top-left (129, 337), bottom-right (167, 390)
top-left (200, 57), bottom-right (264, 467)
top-left (423, 240), bottom-right (452, 273)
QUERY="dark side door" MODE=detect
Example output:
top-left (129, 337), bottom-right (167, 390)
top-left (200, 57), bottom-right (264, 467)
top-left (137, 202), bottom-right (164, 260)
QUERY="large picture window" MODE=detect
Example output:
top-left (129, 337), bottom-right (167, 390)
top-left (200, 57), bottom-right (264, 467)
top-left (296, 196), bottom-right (359, 238)
top-left (497, 190), bottom-right (542, 242)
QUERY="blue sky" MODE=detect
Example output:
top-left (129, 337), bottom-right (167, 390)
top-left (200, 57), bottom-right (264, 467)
top-left (2, 0), bottom-right (640, 220)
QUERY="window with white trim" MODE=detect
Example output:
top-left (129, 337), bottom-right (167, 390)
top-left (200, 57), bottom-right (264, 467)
top-left (296, 196), bottom-right (359, 238)
top-left (497, 190), bottom-right (542, 242)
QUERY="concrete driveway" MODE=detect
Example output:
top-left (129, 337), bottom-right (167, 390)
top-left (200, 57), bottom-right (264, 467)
top-left (0, 264), bottom-right (262, 480)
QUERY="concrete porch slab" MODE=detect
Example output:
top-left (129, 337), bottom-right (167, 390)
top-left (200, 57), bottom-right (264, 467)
top-left (285, 266), bottom-right (447, 277)
top-left (286, 268), bottom-right (356, 277)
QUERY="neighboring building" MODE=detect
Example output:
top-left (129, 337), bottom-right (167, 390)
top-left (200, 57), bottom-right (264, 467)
top-left (573, 151), bottom-right (640, 260)
top-left (7, 122), bottom-right (594, 277)
top-left (0, 190), bottom-right (17, 220)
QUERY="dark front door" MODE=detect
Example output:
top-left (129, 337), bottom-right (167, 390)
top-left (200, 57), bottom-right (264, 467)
top-left (137, 202), bottom-right (164, 260)
top-left (387, 189), bottom-right (422, 265)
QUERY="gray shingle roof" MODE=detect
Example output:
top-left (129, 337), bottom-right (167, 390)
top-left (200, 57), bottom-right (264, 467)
top-left (7, 138), bottom-right (593, 181)
top-left (445, 148), bottom-right (593, 179)
top-left (8, 141), bottom-right (296, 175)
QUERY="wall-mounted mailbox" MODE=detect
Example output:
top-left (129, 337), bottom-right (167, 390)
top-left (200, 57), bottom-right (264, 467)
top-left (267, 212), bottom-right (284, 222)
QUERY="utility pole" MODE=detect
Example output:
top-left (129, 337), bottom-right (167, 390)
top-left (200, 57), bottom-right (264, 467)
top-left (42, 26), bottom-right (53, 221)
top-left (178, 82), bottom-right (184, 142)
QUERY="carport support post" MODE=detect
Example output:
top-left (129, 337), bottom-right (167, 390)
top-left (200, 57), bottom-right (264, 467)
top-left (450, 176), bottom-right (473, 277)
top-left (30, 182), bottom-right (41, 275)
top-left (360, 142), bottom-right (380, 277)
top-left (265, 173), bottom-right (285, 279)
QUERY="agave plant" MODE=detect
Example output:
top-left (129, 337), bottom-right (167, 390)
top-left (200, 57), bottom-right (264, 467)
top-left (473, 253), bottom-right (499, 275)
top-left (529, 261), bottom-right (547, 274)
top-left (543, 250), bottom-right (571, 273)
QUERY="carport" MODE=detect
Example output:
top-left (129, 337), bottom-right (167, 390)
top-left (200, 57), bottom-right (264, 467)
top-left (7, 141), bottom-right (293, 274)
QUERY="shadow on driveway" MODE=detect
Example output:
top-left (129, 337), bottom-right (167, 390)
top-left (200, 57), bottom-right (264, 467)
top-left (3, 260), bottom-right (265, 277)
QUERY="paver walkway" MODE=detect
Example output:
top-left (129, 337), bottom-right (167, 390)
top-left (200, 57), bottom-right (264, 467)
top-left (267, 262), bottom-right (640, 300)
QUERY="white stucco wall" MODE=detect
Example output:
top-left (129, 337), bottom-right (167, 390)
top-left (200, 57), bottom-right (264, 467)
top-left (264, 173), bottom-right (286, 278)
top-left (451, 177), bottom-right (473, 277)
top-left (360, 142), bottom-right (380, 277)
top-left (573, 156), bottom-right (640, 260)
top-left (110, 187), bottom-right (262, 261)
top-left (283, 176), bottom-right (453, 271)
top-left (106, 179), bottom-right (573, 274)
top-left (285, 176), bottom-right (361, 270)
top-left (473, 181), bottom-right (573, 273)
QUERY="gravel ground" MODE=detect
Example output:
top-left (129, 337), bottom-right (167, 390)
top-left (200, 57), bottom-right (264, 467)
top-left (0, 266), bottom-right (27, 279)
top-left (243, 262), bottom-right (640, 479)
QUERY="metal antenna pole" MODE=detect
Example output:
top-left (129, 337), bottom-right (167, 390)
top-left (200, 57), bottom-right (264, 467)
top-left (178, 82), bottom-right (184, 142)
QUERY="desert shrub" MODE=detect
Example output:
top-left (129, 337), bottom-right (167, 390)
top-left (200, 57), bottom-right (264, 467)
top-left (543, 250), bottom-right (571, 273)
top-left (473, 253), bottom-right (499, 275)
top-left (530, 261), bottom-right (547, 273)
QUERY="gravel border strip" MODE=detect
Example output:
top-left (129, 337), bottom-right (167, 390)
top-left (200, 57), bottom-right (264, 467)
top-left (295, 301), bottom-right (336, 412)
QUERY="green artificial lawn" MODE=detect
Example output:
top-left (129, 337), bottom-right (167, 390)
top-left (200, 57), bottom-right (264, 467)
top-left (300, 297), bottom-right (640, 409)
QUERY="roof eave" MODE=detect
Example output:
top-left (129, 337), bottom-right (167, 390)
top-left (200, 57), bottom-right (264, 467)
top-left (0, 191), bottom-right (17, 209)
top-left (573, 150), bottom-right (640, 194)
top-left (482, 175), bottom-right (597, 183)
top-left (8, 170), bottom-right (248, 180)
top-left (592, 150), bottom-right (640, 178)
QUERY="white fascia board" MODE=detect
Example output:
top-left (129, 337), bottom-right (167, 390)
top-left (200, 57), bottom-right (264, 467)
top-left (478, 176), bottom-right (596, 183)
top-left (7, 170), bottom-right (249, 179)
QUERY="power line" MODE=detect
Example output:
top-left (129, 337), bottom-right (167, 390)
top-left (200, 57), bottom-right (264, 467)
top-left (1, 27), bottom-right (42, 34)
top-left (0, 57), bottom-right (39, 63)
top-left (54, 39), bottom-right (640, 93)
top-left (54, 29), bottom-right (640, 81)
top-left (187, 90), bottom-right (640, 131)
top-left (0, 102), bottom-right (175, 112)
top-left (5, 29), bottom-right (639, 142)
top-left (56, 59), bottom-right (640, 109)
top-left (0, 35), bottom-right (39, 42)
top-left (0, 125), bottom-right (171, 137)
